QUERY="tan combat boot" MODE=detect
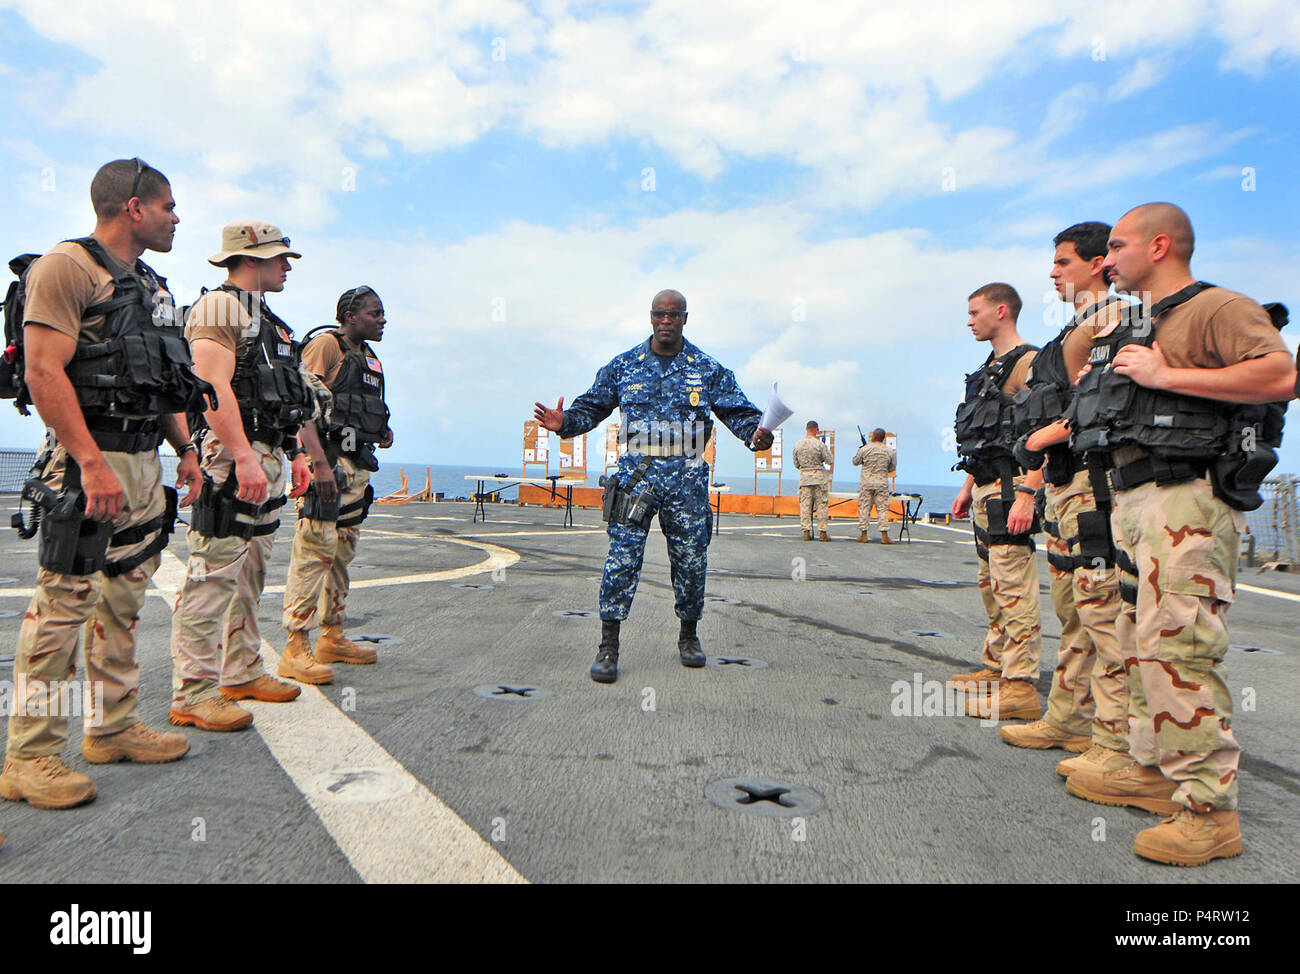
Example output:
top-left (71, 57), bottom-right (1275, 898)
top-left (1066, 760), bottom-right (1180, 815)
top-left (1056, 743), bottom-right (1131, 778)
top-left (168, 697), bottom-right (254, 732)
top-left (278, 630), bottom-right (335, 685)
top-left (880, 533), bottom-right (895, 545)
top-left (964, 678), bottom-right (1041, 721)
top-left (0, 754), bottom-right (97, 809)
top-left (999, 718), bottom-right (1089, 752)
top-left (83, 722), bottom-right (191, 762)
top-left (857, 532), bottom-right (869, 543)
top-left (818, 530), bottom-right (831, 542)
top-left (948, 667), bottom-right (1001, 689)
top-left (1133, 808), bottom-right (1243, 866)
top-left (802, 530), bottom-right (812, 541)
top-left (221, 675), bottom-right (301, 703)
top-left (314, 624), bottom-right (378, 665)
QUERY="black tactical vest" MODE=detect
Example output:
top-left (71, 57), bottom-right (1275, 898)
top-left (306, 328), bottom-right (389, 467)
top-left (62, 237), bottom-right (214, 420)
top-left (196, 285), bottom-right (313, 445)
top-left (954, 343), bottom-right (1034, 480)
top-left (1014, 298), bottom-right (1122, 485)
top-left (1068, 283), bottom-right (1233, 461)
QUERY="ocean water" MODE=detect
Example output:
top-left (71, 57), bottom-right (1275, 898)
top-left (369, 461), bottom-right (963, 517)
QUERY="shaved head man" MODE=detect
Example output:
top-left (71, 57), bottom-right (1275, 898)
top-left (1066, 204), bottom-right (1296, 865)
top-left (1102, 202), bottom-right (1195, 297)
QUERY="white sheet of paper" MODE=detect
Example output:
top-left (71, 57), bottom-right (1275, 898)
top-left (760, 382), bottom-right (793, 430)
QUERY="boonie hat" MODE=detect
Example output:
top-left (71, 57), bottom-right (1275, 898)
top-left (209, 221), bottom-right (302, 266)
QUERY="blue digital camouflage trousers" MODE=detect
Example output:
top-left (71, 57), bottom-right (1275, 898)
top-left (599, 456), bottom-right (713, 621)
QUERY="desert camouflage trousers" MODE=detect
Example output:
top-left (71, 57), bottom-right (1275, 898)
top-left (1112, 476), bottom-right (1244, 811)
top-left (798, 483), bottom-right (829, 531)
top-left (1042, 468), bottom-right (1126, 748)
top-left (972, 478), bottom-right (1041, 681)
top-left (857, 483), bottom-right (891, 535)
top-left (282, 456), bottom-right (369, 634)
top-left (170, 437), bottom-right (286, 705)
top-left (7, 446), bottom-right (168, 758)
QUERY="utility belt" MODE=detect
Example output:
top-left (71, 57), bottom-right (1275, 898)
top-left (1097, 442), bottom-right (1273, 512)
top-left (599, 458), bottom-right (658, 530)
top-left (11, 458), bottom-right (178, 576)
top-left (191, 472), bottom-right (287, 540)
top-left (243, 421), bottom-right (299, 451)
top-left (86, 416), bottom-right (163, 454)
top-left (1043, 461), bottom-right (1116, 574)
top-left (958, 453), bottom-right (1017, 488)
top-left (1106, 450), bottom-right (1210, 493)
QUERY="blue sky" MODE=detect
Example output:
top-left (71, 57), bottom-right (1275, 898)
top-left (1, 0), bottom-right (1297, 485)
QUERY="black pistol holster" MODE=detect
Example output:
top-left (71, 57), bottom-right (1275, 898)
top-left (979, 460), bottom-right (1039, 549)
top-left (13, 460), bottom-right (114, 575)
top-left (191, 472), bottom-right (262, 540)
top-left (300, 467), bottom-right (349, 522)
top-left (599, 458), bottom-right (657, 530)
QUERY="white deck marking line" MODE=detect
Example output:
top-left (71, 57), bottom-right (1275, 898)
top-left (153, 549), bottom-right (526, 884)
top-left (1237, 582), bottom-right (1300, 604)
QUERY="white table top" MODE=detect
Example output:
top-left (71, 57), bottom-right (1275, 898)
top-left (465, 475), bottom-right (586, 485)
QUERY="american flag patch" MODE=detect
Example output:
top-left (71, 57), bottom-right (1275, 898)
top-left (366, 356), bottom-right (382, 373)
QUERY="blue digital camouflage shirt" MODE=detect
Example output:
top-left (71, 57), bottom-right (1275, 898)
top-left (557, 337), bottom-right (763, 457)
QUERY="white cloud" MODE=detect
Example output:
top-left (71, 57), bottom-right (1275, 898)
top-left (1107, 56), bottom-right (1170, 99)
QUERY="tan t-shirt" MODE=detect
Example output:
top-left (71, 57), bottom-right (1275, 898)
top-left (1001, 348), bottom-right (1036, 398)
top-left (302, 328), bottom-right (352, 387)
top-left (23, 239), bottom-right (173, 344)
top-left (185, 288), bottom-right (254, 353)
top-left (1060, 298), bottom-right (1127, 381)
top-left (1152, 286), bottom-right (1286, 367)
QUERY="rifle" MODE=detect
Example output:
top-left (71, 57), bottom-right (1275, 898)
top-left (857, 425), bottom-right (867, 446)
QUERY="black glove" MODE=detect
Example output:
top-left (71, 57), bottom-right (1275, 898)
top-left (1013, 432), bottom-right (1045, 471)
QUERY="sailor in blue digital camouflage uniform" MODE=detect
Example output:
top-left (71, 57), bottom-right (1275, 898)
top-left (534, 290), bottom-right (772, 684)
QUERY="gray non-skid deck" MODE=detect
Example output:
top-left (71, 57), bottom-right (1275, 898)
top-left (0, 500), bottom-right (1295, 883)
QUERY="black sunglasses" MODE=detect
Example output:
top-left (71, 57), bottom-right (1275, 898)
top-left (244, 236), bottom-right (291, 250)
top-left (344, 285), bottom-right (377, 316)
top-left (128, 157), bottom-right (150, 203)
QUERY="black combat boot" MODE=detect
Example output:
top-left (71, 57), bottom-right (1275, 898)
top-left (590, 619), bottom-right (620, 684)
top-left (677, 618), bottom-right (706, 668)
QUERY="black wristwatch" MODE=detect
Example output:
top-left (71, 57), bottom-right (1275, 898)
top-left (176, 442), bottom-right (197, 459)
top-left (1015, 485), bottom-right (1037, 497)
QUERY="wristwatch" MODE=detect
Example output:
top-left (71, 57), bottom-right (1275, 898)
top-left (1015, 485), bottom-right (1036, 497)
top-left (176, 442), bottom-right (197, 459)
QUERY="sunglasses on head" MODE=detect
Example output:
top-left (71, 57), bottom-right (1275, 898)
top-left (244, 236), bottom-right (291, 250)
top-left (128, 157), bottom-right (150, 204)
top-left (344, 285), bottom-right (377, 316)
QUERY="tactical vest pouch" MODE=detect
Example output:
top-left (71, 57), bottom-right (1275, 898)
top-left (300, 468), bottom-right (347, 522)
top-left (29, 480), bottom-right (114, 575)
top-left (1209, 443), bottom-right (1277, 512)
